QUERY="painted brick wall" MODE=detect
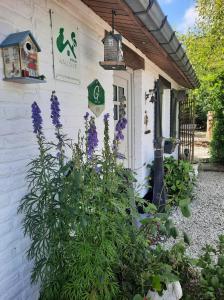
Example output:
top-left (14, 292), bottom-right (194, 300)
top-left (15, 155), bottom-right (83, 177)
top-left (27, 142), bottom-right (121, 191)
top-left (0, 0), bottom-right (182, 298)
top-left (0, 1), bottom-right (114, 299)
top-left (131, 60), bottom-right (180, 195)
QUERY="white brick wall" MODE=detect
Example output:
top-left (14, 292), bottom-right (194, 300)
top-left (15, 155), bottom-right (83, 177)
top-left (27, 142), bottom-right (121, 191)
top-left (0, 1), bottom-right (114, 299)
top-left (0, 0), bottom-right (182, 298)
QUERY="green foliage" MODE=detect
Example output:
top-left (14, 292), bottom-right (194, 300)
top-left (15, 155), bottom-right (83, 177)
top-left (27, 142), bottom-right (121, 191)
top-left (180, 0), bottom-right (224, 130)
top-left (164, 157), bottom-right (196, 211)
top-left (160, 235), bottom-right (224, 300)
top-left (19, 104), bottom-right (183, 300)
top-left (207, 72), bottom-right (224, 164)
top-left (158, 243), bottom-right (201, 300)
top-left (118, 238), bottom-right (180, 299)
top-left (19, 114), bottom-right (138, 299)
top-left (197, 235), bottom-right (224, 299)
top-left (182, 0), bottom-right (224, 79)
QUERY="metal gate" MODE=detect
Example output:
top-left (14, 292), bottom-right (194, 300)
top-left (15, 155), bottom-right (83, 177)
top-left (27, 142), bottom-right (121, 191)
top-left (179, 95), bottom-right (195, 162)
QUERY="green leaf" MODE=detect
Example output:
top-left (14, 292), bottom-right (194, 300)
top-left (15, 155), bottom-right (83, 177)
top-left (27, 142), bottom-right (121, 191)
top-left (170, 227), bottom-right (178, 239)
top-left (183, 231), bottom-right (191, 245)
top-left (144, 203), bottom-right (157, 213)
top-left (152, 275), bottom-right (162, 292)
top-left (140, 217), bottom-right (151, 225)
top-left (133, 294), bottom-right (143, 300)
top-left (179, 199), bottom-right (191, 218)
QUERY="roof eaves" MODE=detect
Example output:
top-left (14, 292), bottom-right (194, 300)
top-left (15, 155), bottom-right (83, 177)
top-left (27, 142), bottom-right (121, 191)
top-left (123, 0), bottom-right (199, 88)
top-left (0, 30), bottom-right (41, 52)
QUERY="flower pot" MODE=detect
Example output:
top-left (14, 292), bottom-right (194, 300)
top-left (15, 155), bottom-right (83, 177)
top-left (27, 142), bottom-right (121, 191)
top-left (164, 140), bottom-right (176, 154)
top-left (147, 281), bottom-right (183, 300)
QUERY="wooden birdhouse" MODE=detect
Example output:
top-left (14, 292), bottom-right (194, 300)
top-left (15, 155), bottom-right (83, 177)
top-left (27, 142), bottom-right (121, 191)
top-left (100, 32), bottom-right (126, 70)
top-left (0, 31), bottom-right (45, 83)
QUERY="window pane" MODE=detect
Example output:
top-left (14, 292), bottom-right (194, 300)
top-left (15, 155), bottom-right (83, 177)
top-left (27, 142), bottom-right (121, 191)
top-left (113, 85), bottom-right (117, 101)
top-left (114, 105), bottom-right (118, 120)
top-left (119, 104), bottom-right (126, 120)
top-left (118, 87), bottom-right (124, 101)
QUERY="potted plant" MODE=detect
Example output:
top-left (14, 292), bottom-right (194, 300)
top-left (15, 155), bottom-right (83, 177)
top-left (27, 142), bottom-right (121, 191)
top-left (164, 138), bottom-right (177, 154)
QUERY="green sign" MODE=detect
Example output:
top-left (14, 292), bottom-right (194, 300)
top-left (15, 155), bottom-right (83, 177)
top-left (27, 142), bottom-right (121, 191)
top-left (52, 10), bottom-right (80, 84)
top-left (88, 79), bottom-right (105, 117)
top-left (56, 27), bottom-right (77, 59)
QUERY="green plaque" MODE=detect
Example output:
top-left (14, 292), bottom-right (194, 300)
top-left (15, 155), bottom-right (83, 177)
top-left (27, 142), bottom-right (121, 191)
top-left (88, 79), bottom-right (105, 117)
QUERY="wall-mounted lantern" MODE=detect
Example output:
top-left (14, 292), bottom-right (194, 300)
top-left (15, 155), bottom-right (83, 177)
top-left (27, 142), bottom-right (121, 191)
top-left (0, 30), bottom-right (46, 84)
top-left (176, 90), bottom-right (187, 102)
top-left (99, 10), bottom-right (126, 70)
top-left (145, 86), bottom-right (157, 104)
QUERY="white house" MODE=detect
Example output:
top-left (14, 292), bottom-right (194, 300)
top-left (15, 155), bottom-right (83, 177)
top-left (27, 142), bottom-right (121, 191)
top-left (0, 0), bottom-right (198, 299)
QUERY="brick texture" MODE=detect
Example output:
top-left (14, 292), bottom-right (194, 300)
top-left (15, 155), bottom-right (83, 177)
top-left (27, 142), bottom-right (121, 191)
top-left (0, 0), bottom-right (180, 299)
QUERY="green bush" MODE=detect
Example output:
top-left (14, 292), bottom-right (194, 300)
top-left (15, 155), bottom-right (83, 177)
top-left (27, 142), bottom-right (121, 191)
top-left (197, 71), bottom-right (224, 165)
top-left (159, 236), bottom-right (224, 300)
top-left (19, 97), bottom-right (182, 300)
top-left (197, 235), bottom-right (224, 300)
top-left (210, 113), bottom-right (224, 164)
top-left (164, 156), bottom-right (196, 216)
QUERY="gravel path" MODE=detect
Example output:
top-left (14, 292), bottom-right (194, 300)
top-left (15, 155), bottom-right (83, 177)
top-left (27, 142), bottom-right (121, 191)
top-left (167, 171), bottom-right (224, 258)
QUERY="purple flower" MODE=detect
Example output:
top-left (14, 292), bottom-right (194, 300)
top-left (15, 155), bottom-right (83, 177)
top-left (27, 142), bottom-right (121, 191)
top-left (116, 152), bottom-right (126, 160)
top-left (116, 131), bottom-right (124, 141)
top-left (84, 112), bottom-right (89, 120)
top-left (95, 165), bottom-right (102, 173)
top-left (104, 113), bottom-right (110, 122)
top-left (31, 101), bottom-right (43, 135)
top-left (115, 117), bottom-right (127, 142)
top-left (50, 92), bottom-right (62, 129)
top-left (87, 118), bottom-right (98, 158)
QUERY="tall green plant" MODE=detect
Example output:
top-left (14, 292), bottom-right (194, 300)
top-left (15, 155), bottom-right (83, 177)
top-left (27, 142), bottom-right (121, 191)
top-left (19, 96), bottom-right (186, 300)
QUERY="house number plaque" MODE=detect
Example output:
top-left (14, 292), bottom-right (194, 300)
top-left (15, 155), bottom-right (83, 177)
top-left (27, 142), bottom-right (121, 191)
top-left (88, 79), bottom-right (105, 117)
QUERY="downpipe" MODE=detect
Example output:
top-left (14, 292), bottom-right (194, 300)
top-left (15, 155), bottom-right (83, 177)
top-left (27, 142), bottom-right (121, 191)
top-left (152, 143), bottom-right (166, 210)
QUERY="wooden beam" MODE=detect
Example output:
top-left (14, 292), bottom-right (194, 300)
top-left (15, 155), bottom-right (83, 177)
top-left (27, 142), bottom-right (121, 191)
top-left (123, 44), bottom-right (145, 70)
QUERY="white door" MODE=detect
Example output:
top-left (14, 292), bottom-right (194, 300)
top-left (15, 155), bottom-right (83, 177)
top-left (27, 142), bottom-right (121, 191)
top-left (113, 71), bottom-right (132, 168)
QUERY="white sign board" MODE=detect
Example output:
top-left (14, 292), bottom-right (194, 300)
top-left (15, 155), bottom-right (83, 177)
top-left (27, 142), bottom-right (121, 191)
top-left (51, 10), bottom-right (80, 84)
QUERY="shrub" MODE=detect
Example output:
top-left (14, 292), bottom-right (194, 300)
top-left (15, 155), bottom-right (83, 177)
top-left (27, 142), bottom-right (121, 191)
top-left (197, 235), bottom-right (224, 299)
top-left (160, 235), bottom-right (224, 300)
top-left (210, 113), bottom-right (224, 164)
top-left (163, 156), bottom-right (196, 217)
top-left (19, 94), bottom-right (185, 300)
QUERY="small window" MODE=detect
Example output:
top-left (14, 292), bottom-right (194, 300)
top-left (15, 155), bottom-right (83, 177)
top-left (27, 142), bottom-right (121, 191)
top-left (118, 87), bottom-right (124, 101)
top-left (114, 105), bottom-right (118, 120)
top-left (113, 85), bottom-right (117, 101)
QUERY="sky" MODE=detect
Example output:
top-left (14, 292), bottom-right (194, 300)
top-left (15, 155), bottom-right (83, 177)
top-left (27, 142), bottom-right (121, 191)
top-left (157, 0), bottom-right (198, 33)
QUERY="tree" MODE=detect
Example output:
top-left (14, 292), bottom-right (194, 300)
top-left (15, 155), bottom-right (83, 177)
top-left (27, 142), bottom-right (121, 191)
top-left (180, 0), bottom-right (224, 162)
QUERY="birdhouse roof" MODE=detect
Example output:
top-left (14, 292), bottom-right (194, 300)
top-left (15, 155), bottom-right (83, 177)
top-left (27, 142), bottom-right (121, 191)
top-left (102, 32), bottom-right (122, 44)
top-left (0, 30), bottom-right (41, 51)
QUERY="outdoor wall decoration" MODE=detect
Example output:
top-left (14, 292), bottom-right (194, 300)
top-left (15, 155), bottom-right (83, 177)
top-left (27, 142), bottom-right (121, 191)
top-left (0, 31), bottom-right (45, 84)
top-left (50, 10), bottom-right (80, 84)
top-left (88, 79), bottom-right (105, 117)
top-left (144, 110), bottom-right (151, 134)
top-left (100, 10), bottom-right (126, 70)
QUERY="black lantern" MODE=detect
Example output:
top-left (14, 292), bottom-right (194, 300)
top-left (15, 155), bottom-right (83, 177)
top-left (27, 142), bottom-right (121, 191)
top-left (99, 10), bottom-right (126, 70)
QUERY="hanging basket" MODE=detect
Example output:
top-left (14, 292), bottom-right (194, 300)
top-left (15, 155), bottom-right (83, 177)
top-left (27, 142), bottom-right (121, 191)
top-left (164, 139), bottom-right (176, 154)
